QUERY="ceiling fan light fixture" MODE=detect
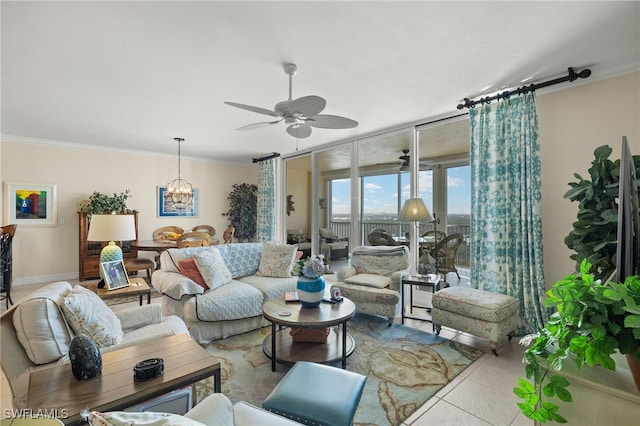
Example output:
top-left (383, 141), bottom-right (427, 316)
top-left (166, 137), bottom-right (193, 210)
top-left (224, 63), bottom-right (358, 139)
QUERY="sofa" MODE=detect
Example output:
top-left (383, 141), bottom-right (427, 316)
top-left (87, 393), bottom-right (302, 426)
top-left (334, 245), bottom-right (410, 325)
top-left (0, 281), bottom-right (189, 409)
top-left (151, 242), bottom-right (298, 344)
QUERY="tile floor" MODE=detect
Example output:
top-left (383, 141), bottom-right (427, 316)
top-left (1, 270), bottom-right (533, 425)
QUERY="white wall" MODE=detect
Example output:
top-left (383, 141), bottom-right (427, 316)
top-left (286, 168), bottom-right (311, 235)
top-left (1, 141), bottom-right (258, 285)
top-left (538, 71), bottom-right (639, 284)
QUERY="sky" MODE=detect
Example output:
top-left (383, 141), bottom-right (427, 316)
top-left (331, 166), bottom-right (470, 216)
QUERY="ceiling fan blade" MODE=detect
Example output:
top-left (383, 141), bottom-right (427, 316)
top-left (307, 114), bottom-right (358, 129)
top-left (224, 101), bottom-right (279, 117)
top-left (286, 123), bottom-right (312, 139)
top-left (237, 119), bottom-right (283, 131)
top-left (289, 95), bottom-right (326, 118)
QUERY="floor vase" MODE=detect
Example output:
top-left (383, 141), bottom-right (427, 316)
top-left (297, 276), bottom-right (325, 308)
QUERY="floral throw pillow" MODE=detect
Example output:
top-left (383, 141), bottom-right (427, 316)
top-left (256, 242), bottom-right (298, 278)
top-left (61, 285), bottom-right (124, 348)
top-left (193, 249), bottom-right (233, 291)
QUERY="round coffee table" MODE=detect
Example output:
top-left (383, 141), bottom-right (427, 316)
top-left (262, 297), bottom-right (356, 371)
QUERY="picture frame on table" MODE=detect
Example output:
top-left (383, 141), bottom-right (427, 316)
top-left (4, 181), bottom-right (58, 227)
top-left (157, 186), bottom-right (199, 217)
top-left (100, 260), bottom-right (130, 290)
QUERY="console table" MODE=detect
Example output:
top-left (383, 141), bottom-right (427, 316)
top-left (26, 334), bottom-right (220, 425)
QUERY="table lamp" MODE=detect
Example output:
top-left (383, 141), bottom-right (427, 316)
top-left (87, 214), bottom-right (136, 285)
top-left (399, 198), bottom-right (439, 275)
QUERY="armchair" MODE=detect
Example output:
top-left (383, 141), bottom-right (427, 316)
top-left (0, 281), bottom-right (188, 408)
top-left (335, 245), bottom-right (410, 325)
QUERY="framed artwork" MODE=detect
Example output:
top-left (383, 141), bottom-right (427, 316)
top-left (157, 186), bottom-right (199, 217)
top-left (101, 260), bottom-right (130, 290)
top-left (4, 181), bottom-right (58, 227)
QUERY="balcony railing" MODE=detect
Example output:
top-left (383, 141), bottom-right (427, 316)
top-left (329, 219), bottom-right (471, 268)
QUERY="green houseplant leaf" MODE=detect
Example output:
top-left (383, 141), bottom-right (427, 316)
top-left (514, 260), bottom-right (640, 422)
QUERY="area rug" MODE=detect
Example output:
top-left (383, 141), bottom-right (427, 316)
top-left (195, 313), bottom-right (484, 426)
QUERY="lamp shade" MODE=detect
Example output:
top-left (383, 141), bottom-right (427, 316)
top-left (398, 198), bottom-right (434, 222)
top-left (87, 214), bottom-right (136, 242)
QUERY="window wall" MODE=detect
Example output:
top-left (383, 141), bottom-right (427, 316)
top-left (284, 115), bottom-right (470, 272)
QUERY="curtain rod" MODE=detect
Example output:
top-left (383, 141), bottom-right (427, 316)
top-left (456, 67), bottom-right (592, 110)
top-left (252, 152), bottom-right (280, 163)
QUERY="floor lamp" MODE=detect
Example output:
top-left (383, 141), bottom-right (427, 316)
top-left (399, 198), bottom-right (439, 276)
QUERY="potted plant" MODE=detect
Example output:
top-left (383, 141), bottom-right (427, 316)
top-left (514, 259), bottom-right (640, 423)
top-left (80, 189), bottom-right (133, 215)
top-left (563, 145), bottom-right (635, 280)
top-left (222, 183), bottom-right (257, 242)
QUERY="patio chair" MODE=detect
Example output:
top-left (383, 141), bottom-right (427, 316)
top-left (430, 233), bottom-right (464, 281)
top-left (367, 228), bottom-right (397, 246)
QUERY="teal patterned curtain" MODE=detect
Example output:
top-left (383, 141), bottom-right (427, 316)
top-left (256, 158), bottom-right (276, 242)
top-left (469, 93), bottom-right (548, 334)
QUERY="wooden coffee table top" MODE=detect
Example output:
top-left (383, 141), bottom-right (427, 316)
top-left (26, 334), bottom-right (220, 425)
top-left (262, 297), bottom-right (356, 328)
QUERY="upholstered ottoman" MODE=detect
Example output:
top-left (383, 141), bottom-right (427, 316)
top-left (263, 361), bottom-right (366, 426)
top-left (432, 286), bottom-right (518, 355)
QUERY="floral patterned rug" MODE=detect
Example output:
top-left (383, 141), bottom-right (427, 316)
top-left (195, 313), bottom-right (484, 426)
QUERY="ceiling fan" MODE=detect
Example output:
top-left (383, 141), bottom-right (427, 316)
top-left (378, 149), bottom-right (433, 171)
top-left (224, 63), bottom-right (358, 139)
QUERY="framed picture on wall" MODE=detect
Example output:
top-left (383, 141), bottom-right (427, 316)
top-left (157, 186), bottom-right (199, 217)
top-left (3, 181), bottom-right (58, 226)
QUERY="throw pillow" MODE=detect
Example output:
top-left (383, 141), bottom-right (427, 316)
top-left (61, 285), bottom-right (124, 348)
top-left (344, 273), bottom-right (391, 289)
top-left (256, 242), bottom-right (297, 278)
top-left (193, 249), bottom-right (233, 291)
top-left (177, 258), bottom-right (208, 289)
top-left (89, 411), bottom-right (206, 426)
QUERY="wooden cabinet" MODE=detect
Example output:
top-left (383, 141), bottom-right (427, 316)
top-left (78, 212), bottom-right (139, 281)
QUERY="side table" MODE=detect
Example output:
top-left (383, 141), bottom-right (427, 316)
top-left (85, 277), bottom-right (152, 305)
top-left (401, 274), bottom-right (441, 325)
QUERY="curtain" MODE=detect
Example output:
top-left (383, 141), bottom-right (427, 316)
top-left (469, 93), bottom-right (548, 334)
top-left (256, 158), bottom-right (276, 242)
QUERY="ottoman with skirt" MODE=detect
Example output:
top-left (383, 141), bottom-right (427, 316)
top-left (432, 286), bottom-right (519, 355)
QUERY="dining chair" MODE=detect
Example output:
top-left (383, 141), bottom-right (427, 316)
top-left (191, 225), bottom-right (216, 237)
top-left (177, 231), bottom-right (212, 248)
top-left (1, 224), bottom-right (17, 309)
top-left (223, 226), bottom-right (235, 244)
top-left (153, 226), bottom-right (184, 241)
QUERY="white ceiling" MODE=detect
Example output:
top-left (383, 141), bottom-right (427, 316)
top-left (2, 1), bottom-right (639, 165)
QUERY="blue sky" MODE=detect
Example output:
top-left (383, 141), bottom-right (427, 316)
top-left (331, 166), bottom-right (470, 215)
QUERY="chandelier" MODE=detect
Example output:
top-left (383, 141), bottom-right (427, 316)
top-left (166, 137), bottom-right (193, 210)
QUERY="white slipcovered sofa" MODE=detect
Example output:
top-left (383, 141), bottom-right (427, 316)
top-left (0, 281), bottom-right (189, 409)
top-left (151, 242), bottom-right (298, 344)
top-left (88, 393), bottom-right (302, 426)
